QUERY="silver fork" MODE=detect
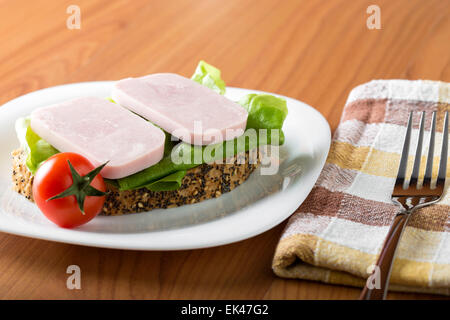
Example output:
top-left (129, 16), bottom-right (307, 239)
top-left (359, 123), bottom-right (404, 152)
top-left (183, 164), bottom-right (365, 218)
top-left (360, 110), bottom-right (448, 300)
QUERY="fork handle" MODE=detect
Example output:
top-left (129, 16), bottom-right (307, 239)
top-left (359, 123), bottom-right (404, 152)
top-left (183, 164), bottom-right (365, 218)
top-left (359, 212), bottom-right (410, 300)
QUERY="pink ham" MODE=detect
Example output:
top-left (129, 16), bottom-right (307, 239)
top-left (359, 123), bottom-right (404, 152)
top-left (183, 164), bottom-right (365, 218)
top-left (30, 97), bottom-right (165, 179)
top-left (111, 73), bottom-right (248, 145)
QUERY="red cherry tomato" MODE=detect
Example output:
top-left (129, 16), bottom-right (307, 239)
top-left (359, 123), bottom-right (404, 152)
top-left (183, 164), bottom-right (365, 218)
top-left (32, 152), bottom-right (106, 228)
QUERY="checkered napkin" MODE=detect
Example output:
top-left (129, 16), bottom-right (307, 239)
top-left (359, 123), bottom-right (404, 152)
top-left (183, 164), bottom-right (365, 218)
top-left (273, 80), bottom-right (450, 295)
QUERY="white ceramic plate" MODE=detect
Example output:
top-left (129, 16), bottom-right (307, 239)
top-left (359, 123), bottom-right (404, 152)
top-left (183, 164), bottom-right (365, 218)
top-left (0, 82), bottom-right (330, 250)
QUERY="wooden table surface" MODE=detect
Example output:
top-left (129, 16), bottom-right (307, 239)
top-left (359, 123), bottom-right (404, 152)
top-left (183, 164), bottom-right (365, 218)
top-left (0, 0), bottom-right (449, 300)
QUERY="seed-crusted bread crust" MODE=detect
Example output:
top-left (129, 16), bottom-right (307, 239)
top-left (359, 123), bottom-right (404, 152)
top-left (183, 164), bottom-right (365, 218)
top-left (11, 149), bottom-right (34, 201)
top-left (11, 148), bottom-right (260, 215)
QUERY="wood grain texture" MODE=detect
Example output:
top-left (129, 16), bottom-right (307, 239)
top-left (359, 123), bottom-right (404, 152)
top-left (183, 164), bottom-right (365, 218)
top-left (0, 0), bottom-right (449, 300)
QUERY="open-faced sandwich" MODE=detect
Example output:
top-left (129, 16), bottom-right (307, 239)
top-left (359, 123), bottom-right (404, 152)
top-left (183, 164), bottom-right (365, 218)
top-left (12, 61), bottom-right (287, 228)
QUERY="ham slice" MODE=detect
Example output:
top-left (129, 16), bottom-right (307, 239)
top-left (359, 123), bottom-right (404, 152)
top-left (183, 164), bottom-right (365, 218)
top-left (30, 97), bottom-right (165, 179)
top-left (111, 73), bottom-right (248, 145)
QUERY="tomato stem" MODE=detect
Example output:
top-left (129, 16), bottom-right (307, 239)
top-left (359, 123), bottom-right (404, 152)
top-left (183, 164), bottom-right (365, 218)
top-left (47, 160), bottom-right (108, 214)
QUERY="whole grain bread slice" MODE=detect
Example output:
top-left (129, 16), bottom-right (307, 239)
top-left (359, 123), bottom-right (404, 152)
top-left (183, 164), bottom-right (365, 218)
top-left (12, 148), bottom-right (260, 215)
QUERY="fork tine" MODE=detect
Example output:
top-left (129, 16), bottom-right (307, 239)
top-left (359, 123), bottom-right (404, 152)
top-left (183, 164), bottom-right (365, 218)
top-left (410, 111), bottom-right (425, 186)
top-left (423, 111), bottom-right (437, 187)
top-left (437, 111), bottom-right (448, 187)
top-left (396, 112), bottom-right (413, 189)
top-left (369, 111), bottom-right (446, 301)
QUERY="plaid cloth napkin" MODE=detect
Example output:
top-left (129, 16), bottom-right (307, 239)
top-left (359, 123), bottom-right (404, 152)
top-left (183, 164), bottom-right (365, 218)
top-left (273, 80), bottom-right (450, 295)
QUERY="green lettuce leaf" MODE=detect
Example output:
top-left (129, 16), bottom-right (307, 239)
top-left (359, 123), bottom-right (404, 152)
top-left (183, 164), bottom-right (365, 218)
top-left (24, 125), bottom-right (59, 174)
top-left (191, 60), bottom-right (226, 95)
top-left (144, 170), bottom-right (187, 192)
top-left (116, 128), bottom-right (281, 191)
top-left (15, 117), bottom-right (31, 151)
top-left (117, 153), bottom-right (196, 190)
top-left (163, 131), bottom-right (178, 157)
top-left (15, 117), bottom-right (59, 173)
top-left (238, 93), bottom-right (287, 144)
